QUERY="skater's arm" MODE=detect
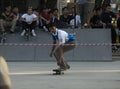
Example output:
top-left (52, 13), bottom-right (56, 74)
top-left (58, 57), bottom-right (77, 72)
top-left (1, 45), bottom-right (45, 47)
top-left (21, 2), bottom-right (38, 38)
top-left (51, 40), bottom-right (57, 52)
top-left (50, 40), bottom-right (57, 57)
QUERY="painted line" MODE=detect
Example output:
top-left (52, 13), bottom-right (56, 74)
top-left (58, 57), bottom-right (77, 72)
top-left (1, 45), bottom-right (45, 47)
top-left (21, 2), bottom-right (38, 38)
top-left (10, 70), bottom-right (120, 75)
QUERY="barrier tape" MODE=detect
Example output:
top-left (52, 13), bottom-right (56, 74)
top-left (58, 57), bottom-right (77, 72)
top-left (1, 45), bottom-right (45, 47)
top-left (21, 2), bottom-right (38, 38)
top-left (0, 43), bottom-right (120, 46)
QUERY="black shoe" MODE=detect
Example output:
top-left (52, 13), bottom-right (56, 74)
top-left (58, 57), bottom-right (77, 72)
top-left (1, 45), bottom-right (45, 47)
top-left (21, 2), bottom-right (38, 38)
top-left (66, 65), bottom-right (70, 70)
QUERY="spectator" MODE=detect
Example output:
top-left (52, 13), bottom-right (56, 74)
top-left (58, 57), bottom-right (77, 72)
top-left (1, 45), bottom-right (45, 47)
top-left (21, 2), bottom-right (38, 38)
top-left (0, 56), bottom-right (11, 89)
top-left (117, 10), bottom-right (120, 19)
top-left (50, 8), bottom-right (59, 23)
top-left (101, 5), bottom-right (117, 49)
top-left (33, 8), bottom-right (39, 27)
top-left (101, 5), bottom-right (116, 24)
top-left (50, 8), bottom-right (61, 28)
top-left (12, 7), bottom-right (21, 27)
top-left (21, 7), bottom-right (37, 36)
top-left (0, 5), bottom-right (17, 33)
top-left (69, 7), bottom-right (81, 28)
top-left (90, 7), bottom-right (105, 28)
top-left (60, 7), bottom-right (72, 28)
top-left (87, 9), bottom-right (96, 28)
top-left (40, 7), bottom-right (51, 31)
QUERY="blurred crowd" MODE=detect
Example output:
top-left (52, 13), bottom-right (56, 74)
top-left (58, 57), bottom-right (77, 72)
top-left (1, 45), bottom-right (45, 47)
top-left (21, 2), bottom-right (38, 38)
top-left (0, 5), bottom-right (81, 37)
top-left (89, 4), bottom-right (120, 50)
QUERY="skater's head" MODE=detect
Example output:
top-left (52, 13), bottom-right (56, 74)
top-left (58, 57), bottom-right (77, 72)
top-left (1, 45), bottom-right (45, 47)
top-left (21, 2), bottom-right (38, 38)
top-left (48, 22), bottom-right (56, 34)
top-left (27, 7), bottom-right (33, 15)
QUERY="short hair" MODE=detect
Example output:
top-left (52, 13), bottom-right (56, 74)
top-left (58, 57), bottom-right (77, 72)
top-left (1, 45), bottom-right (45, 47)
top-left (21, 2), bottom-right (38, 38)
top-left (42, 7), bottom-right (48, 10)
top-left (106, 4), bottom-right (111, 8)
top-left (95, 7), bottom-right (102, 12)
top-left (28, 6), bottom-right (33, 10)
top-left (51, 8), bottom-right (58, 13)
top-left (48, 22), bottom-right (56, 28)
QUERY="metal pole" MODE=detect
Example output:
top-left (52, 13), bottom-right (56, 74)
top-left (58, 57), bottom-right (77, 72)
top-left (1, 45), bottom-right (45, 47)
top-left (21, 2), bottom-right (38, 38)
top-left (74, 0), bottom-right (77, 28)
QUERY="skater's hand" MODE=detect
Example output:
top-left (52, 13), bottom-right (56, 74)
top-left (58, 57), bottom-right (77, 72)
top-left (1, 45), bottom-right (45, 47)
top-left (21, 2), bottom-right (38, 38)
top-left (50, 51), bottom-right (54, 57)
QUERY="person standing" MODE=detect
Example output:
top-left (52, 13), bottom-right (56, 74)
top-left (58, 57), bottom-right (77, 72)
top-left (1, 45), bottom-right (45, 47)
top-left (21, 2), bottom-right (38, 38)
top-left (49, 22), bottom-right (76, 70)
top-left (117, 15), bottom-right (120, 46)
top-left (101, 5), bottom-right (117, 50)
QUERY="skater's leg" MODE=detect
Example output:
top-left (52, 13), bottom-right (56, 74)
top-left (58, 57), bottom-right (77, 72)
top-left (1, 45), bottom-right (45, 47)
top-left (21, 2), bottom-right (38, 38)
top-left (61, 41), bottom-right (76, 69)
top-left (54, 41), bottom-right (76, 70)
top-left (54, 46), bottom-right (67, 70)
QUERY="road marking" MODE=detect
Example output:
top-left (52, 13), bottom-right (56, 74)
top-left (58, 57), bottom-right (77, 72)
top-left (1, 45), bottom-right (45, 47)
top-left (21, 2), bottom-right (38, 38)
top-left (9, 70), bottom-right (120, 75)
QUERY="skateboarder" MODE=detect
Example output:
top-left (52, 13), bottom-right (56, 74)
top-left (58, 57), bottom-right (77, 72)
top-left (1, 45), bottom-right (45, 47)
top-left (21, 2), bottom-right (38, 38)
top-left (49, 22), bottom-right (76, 71)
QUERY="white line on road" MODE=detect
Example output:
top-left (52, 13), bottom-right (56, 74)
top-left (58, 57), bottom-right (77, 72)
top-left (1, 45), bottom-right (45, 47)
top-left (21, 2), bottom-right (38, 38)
top-left (10, 70), bottom-right (120, 75)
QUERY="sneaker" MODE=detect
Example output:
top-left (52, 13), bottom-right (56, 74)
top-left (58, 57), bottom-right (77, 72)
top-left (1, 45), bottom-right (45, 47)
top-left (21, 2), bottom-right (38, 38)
top-left (60, 65), bottom-right (70, 70)
top-left (32, 30), bottom-right (36, 36)
top-left (53, 67), bottom-right (65, 71)
top-left (66, 65), bottom-right (70, 70)
top-left (21, 30), bottom-right (26, 36)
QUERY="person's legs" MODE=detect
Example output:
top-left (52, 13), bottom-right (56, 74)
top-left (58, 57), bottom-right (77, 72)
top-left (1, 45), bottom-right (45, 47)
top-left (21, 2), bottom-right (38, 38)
top-left (21, 21), bottom-right (28, 36)
top-left (118, 29), bottom-right (120, 48)
top-left (21, 21), bottom-right (27, 30)
top-left (0, 86), bottom-right (10, 89)
top-left (29, 21), bottom-right (36, 31)
top-left (0, 19), bottom-right (6, 32)
top-left (54, 41), bottom-right (76, 70)
top-left (106, 24), bottom-right (117, 50)
top-left (111, 25), bottom-right (117, 50)
top-left (29, 21), bottom-right (37, 36)
top-left (111, 25), bottom-right (117, 44)
top-left (62, 41), bottom-right (76, 69)
top-left (54, 47), bottom-right (69, 70)
top-left (10, 18), bottom-right (17, 32)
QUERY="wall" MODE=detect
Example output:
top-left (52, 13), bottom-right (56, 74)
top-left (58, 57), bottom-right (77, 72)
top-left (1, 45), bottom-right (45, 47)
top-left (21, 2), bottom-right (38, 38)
top-left (0, 28), bottom-right (112, 61)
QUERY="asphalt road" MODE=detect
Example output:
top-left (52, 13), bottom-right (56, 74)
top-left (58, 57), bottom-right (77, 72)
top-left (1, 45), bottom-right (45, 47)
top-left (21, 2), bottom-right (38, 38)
top-left (8, 61), bottom-right (120, 89)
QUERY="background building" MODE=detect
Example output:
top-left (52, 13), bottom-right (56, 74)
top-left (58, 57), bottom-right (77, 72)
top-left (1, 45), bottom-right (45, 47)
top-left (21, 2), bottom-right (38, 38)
top-left (0, 0), bottom-right (57, 13)
top-left (1, 0), bottom-right (119, 25)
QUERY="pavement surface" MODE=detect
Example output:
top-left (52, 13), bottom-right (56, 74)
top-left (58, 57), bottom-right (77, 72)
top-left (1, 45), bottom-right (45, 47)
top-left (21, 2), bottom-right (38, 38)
top-left (8, 61), bottom-right (120, 89)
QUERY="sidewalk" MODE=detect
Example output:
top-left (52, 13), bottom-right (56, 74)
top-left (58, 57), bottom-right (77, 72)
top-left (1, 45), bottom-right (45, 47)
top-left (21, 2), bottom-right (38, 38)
top-left (9, 61), bottom-right (120, 89)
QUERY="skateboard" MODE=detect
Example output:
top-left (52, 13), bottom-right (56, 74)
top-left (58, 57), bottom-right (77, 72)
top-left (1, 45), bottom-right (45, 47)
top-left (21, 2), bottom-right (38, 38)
top-left (53, 69), bottom-right (64, 75)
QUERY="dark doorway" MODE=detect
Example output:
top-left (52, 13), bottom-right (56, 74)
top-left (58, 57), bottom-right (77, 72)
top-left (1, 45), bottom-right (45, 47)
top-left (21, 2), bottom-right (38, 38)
top-left (12, 0), bottom-right (27, 13)
top-left (0, 0), bottom-right (27, 13)
top-left (0, 0), bottom-right (57, 13)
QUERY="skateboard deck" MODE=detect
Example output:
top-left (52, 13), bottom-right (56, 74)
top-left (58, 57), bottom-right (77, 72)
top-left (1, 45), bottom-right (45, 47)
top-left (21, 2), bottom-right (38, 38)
top-left (53, 69), bottom-right (64, 75)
